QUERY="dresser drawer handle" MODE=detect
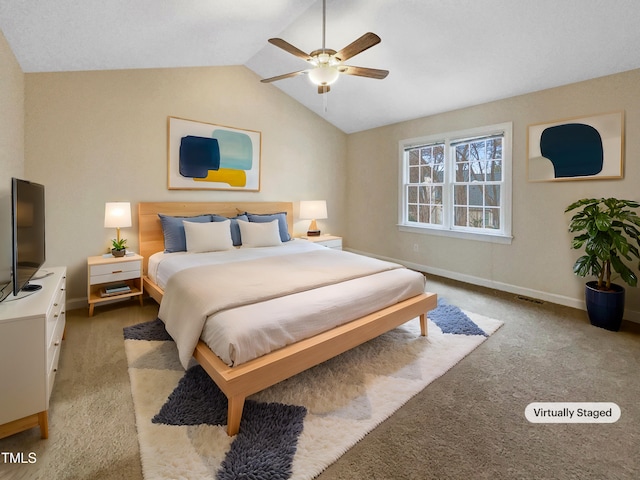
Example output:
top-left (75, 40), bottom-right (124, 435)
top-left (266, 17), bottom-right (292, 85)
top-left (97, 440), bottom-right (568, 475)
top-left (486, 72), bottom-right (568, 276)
top-left (112, 270), bottom-right (123, 274)
top-left (54, 341), bottom-right (60, 346)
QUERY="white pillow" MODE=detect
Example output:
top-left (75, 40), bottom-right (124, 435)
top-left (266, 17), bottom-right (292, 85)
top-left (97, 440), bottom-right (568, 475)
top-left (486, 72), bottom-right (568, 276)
top-left (183, 219), bottom-right (234, 253)
top-left (238, 219), bottom-right (282, 247)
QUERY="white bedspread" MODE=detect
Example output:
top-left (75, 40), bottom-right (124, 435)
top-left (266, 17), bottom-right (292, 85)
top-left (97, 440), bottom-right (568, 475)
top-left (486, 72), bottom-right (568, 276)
top-left (148, 239), bottom-right (321, 289)
top-left (159, 245), bottom-right (412, 369)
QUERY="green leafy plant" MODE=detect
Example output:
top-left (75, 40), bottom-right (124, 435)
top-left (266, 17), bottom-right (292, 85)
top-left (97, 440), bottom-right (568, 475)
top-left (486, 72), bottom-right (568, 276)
top-left (111, 238), bottom-right (127, 251)
top-left (566, 198), bottom-right (640, 290)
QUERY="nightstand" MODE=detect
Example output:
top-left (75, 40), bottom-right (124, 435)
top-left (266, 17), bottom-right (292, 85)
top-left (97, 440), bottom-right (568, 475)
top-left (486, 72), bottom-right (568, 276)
top-left (87, 254), bottom-right (144, 316)
top-left (302, 235), bottom-right (342, 250)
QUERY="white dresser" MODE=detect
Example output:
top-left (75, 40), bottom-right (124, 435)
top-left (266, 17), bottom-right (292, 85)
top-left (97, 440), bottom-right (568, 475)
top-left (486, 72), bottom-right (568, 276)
top-left (0, 266), bottom-right (66, 439)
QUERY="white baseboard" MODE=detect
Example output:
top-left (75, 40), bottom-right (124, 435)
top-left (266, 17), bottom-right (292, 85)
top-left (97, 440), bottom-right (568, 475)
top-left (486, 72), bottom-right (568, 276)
top-left (346, 248), bottom-right (640, 324)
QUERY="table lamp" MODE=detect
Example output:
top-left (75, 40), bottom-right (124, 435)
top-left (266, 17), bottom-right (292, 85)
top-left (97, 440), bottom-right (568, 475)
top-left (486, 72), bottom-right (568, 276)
top-left (300, 200), bottom-right (327, 237)
top-left (104, 202), bottom-right (132, 243)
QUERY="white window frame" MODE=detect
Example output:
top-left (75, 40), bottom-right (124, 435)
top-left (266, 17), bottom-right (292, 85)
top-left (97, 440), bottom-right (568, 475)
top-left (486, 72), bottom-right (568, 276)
top-left (398, 122), bottom-right (513, 244)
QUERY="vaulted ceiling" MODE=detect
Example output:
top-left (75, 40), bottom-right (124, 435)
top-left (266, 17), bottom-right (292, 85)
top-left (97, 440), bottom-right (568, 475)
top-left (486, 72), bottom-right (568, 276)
top-left (2, 0), bottom-right (639, 133)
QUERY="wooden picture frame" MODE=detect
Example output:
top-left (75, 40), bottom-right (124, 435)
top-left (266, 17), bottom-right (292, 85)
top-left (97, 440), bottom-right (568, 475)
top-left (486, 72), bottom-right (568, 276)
top-left (527, 111), bottom-right (624, 182)
top-left (167, 116), bottom-right (261, 191)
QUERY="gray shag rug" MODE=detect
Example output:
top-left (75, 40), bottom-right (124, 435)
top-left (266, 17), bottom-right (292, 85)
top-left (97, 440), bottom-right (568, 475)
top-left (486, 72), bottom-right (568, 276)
top-left (123, 301), bottom-right (502, 479)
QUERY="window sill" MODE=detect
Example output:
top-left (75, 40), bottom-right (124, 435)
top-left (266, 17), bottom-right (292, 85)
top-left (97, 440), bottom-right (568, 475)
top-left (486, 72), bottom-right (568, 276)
top-left (398, 224), bottom-right (513, 244)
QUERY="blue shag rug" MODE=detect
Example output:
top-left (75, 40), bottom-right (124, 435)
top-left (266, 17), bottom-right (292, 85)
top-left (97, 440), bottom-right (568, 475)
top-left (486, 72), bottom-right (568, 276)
top-left (124, 299), bottom-right (502, 479)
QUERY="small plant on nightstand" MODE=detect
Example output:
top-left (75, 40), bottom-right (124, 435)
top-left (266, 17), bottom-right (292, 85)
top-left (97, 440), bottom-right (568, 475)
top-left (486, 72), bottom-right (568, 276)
top-left (111, 238), bottom-right (127, 257)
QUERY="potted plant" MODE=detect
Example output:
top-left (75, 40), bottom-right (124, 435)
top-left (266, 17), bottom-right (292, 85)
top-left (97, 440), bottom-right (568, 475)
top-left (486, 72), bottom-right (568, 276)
top-left (566, 197), bottom-right (640, 331)
top-left (111, 238), bottom-right (127, 257)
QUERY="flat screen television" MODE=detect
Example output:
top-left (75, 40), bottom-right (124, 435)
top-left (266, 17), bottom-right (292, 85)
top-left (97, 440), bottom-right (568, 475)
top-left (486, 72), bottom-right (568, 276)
top-left (11, 178), bottom-right (46, 296)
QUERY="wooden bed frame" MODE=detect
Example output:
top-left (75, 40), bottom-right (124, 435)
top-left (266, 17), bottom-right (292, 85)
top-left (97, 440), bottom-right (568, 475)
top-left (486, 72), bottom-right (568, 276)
top-left (138, 201), bottom-right (437, 436)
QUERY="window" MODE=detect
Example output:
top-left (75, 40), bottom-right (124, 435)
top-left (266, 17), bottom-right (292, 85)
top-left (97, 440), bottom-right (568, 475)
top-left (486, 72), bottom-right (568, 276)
top-left (399, 122), bottom-right (512, 243)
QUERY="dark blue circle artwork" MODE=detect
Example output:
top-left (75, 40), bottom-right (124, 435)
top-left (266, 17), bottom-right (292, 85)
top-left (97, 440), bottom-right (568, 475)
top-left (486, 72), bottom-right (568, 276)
top-left (179, 135), bottom-right (221, 178)
top-left (539, 123), bottom-right (603, 178)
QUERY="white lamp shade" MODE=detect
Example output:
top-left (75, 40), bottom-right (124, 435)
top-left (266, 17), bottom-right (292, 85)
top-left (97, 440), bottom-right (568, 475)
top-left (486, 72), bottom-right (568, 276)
top-left (299, 200), bottom-right (328, 220)
top-left (104, 202), bottom-right (132, 228)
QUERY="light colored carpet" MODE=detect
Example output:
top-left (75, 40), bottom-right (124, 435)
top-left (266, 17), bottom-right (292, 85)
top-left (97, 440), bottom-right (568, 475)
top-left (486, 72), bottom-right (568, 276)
top-left (125, 306), bottom-right (501, 479)
top-left (1, 275), bottom-right (639, 479)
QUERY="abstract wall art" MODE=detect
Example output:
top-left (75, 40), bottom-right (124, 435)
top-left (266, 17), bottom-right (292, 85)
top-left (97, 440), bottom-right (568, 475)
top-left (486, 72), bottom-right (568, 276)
top-left (527, 111), bottom-right (624, 182)
top-left (168, 116), bottom-right (261, 191)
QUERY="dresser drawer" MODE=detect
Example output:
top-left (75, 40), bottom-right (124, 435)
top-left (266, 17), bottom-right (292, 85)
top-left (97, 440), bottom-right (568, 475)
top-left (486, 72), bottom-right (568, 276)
top-left (46, 311), bottom-right (65, 400)
top-left (90, 260), bottom-right (141, 285)
top-left (46, 277), bottom-right (66, 345)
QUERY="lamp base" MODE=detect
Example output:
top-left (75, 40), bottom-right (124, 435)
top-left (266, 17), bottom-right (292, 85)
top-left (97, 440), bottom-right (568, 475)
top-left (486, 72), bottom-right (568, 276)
top-left (307, 230), bottom-right (321, 237)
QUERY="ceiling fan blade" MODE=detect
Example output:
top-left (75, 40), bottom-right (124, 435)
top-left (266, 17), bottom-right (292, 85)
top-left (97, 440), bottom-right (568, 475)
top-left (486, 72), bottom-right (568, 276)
top-left (318, 85), bottom-right (330, 94)
top-left (267, 38), bottom-right (311, 61)
top-left (335, 32), bottom-right (381, 62)
top-left (261, 70), bottom-right (308, 83)
top-left (340, 66), bottom-right (389, 79)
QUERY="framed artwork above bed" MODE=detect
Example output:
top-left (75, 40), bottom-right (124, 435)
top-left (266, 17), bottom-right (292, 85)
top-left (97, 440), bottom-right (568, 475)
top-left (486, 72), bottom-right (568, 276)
top-left (167, 116), bottom-right (262, 191)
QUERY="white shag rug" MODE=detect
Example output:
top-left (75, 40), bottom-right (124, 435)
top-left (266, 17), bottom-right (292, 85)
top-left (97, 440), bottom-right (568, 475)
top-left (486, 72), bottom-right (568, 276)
top-left (124, 305), bottom-right (502, 479)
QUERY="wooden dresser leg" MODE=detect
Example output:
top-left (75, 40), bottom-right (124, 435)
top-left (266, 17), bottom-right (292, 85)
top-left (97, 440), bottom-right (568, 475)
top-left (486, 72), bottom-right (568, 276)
top-left (420, 313), bottom-right (428, 336)
top-left (38, 411), bottom-right (49, 439)
top-left (226, 395), bottom-right (245, 436)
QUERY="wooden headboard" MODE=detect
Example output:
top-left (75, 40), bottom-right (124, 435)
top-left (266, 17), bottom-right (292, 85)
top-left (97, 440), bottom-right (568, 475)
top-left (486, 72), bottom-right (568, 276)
top-left (138, 202), bottom-right (294, 274)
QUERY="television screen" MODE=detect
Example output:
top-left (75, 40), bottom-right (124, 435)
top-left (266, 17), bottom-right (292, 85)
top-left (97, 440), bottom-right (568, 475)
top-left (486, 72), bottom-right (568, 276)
top-left (11, 178), bottom-right (46, 296)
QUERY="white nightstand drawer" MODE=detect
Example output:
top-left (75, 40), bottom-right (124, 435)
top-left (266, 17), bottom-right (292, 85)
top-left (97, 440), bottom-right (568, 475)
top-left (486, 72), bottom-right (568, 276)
top-left (318, 238), bottom-right (342, 249)
top-left (90, 269), bottom-right (140, 285)
top-left (90, 260), bottom-right (141, 285)
top-left (303, 235), bottom-right (343, 250)
top-left (90, 260), bottom-right (141, 277)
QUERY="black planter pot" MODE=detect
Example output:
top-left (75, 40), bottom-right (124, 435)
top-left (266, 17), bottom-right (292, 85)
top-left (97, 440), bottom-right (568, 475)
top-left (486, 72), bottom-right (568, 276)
top-left (111, 248), bottom-right (126, 258)
top-left (585, 281), bottom-right (625, 331)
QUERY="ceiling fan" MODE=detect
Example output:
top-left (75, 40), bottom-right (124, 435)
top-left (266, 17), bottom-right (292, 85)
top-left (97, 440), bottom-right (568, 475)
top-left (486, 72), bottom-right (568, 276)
top-left (260, 0), bottom-right (389, 94)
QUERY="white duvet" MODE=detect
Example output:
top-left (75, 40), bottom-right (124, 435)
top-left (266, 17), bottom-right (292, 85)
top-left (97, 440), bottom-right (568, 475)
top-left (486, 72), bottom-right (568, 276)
top-left (153, 241), bottom-right (426, 367)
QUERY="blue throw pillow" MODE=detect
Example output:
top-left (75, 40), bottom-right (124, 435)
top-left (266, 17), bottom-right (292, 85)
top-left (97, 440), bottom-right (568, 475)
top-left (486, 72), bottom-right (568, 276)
top-left (211, 214), bottom-right (248, 246)
top-left (247, 212), bottom-right (291, 242)
top-left (158, 214), bottom-right (212, 252)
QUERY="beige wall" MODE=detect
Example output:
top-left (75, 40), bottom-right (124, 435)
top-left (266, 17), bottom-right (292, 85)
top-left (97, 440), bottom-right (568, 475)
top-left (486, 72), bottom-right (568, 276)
top-left (24, 66), bottom-right (347, 304)
top-left (0, 30), bottom-right (24, 286)
top-left (4, 31), bottom-right (640, 319)
top-left (346, 69), bottom-right (640, 321)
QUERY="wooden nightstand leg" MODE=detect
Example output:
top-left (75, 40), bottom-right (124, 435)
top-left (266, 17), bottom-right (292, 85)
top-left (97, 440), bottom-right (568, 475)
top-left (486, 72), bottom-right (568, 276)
top-left (89, 304), bottom-right (94, 317)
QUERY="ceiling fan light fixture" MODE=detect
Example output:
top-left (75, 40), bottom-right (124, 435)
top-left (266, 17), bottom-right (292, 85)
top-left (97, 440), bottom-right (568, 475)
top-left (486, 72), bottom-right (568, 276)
top-left (308, 64), bottom-right (340, 86)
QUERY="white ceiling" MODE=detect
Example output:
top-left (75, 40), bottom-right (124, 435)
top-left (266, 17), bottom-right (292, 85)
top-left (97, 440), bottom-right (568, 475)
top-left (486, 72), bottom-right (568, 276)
top-left (2, 0), bottom-right (640, 133)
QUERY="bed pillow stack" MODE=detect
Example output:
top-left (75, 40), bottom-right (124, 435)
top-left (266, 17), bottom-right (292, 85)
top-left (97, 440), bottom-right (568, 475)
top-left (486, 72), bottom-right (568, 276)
top-left (158, 211), bottom-right (291, 253)
top-left (237, 219), bottom-right (282, 247)
top-left (158, 214), bottom-right (212, 253)
top-left (245, 212), bottom-right (291, 242)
